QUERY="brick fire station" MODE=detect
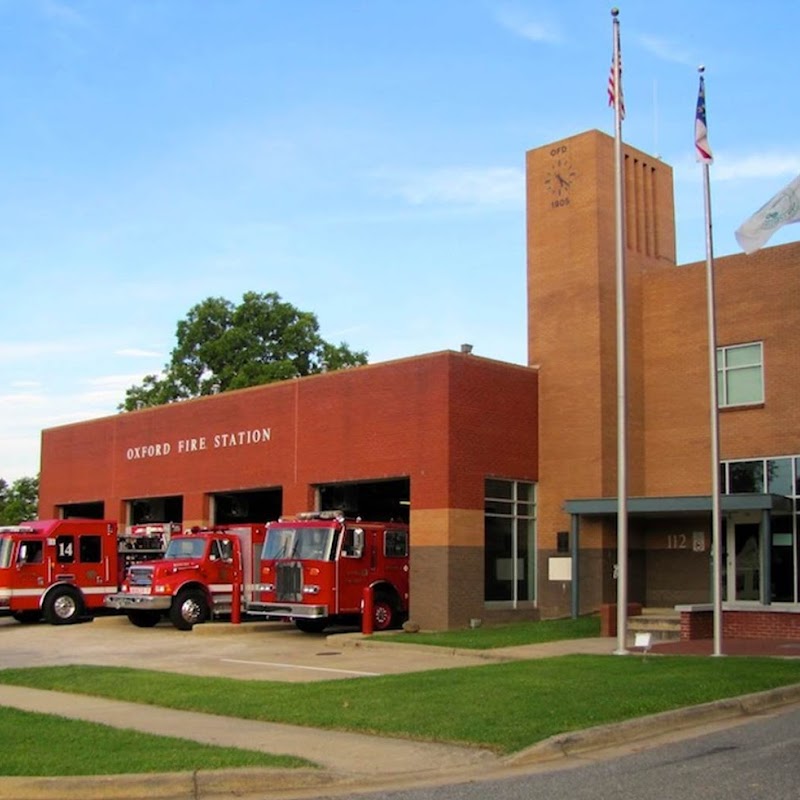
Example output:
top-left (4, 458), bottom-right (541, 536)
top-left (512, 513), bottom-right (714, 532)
top-left (37, 129), bottom-right (800, 636)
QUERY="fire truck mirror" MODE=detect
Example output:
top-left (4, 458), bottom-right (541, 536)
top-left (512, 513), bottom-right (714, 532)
top-left (220, 540), bottom-right (234, 561)
top-left (342, 528), bottom-right (365, 559)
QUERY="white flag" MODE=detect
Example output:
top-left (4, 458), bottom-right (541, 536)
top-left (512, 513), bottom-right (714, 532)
top-left (735, 174), bottom-right (800, 254)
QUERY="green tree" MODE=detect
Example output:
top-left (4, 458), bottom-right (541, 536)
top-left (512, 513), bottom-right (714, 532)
top-left (0, 476), bottom-right (39, 524)
top-left (120, 291), bottom-right (368, 411)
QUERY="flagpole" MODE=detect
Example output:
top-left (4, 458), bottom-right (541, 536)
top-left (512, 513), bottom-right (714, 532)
top-left (697, 66), bottom-right (724, 657)
top-left (611, 7), bottom-right (629, 656)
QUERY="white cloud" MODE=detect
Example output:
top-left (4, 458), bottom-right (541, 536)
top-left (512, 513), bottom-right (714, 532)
top-left (673, 151), bottom-right (800, 183)
top-left (0, 432), bottom-right (42, 482)
top-left (710, 153), bottom-right (800, 182)
top-left (0, 392), bottom-right (47, 411)
top-left (635, 33), bottom-right (695, 66)
top-left (115, 347), bottom-right (164, 358)
top-left (372, 166), bottom-right (525, 207)
top-left (86, 373), bottom-right (153, 389)
top-left (495, 8), bottom-right (562, 44)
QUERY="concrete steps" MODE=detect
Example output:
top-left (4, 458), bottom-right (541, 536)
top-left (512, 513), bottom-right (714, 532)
top-left (626, 608), bottom-right (681, 646)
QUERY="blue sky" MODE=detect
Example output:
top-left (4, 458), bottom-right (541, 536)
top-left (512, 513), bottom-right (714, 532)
top-left (2, 0), bottom-right (799, 482)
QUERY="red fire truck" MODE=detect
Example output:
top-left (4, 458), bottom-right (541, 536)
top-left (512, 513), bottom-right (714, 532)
top-left (249, 511), bottom-right (410, 633)
top-left (105, 523), bottom-right (266, 630)
top-left (0, 519), bottom-right (119, 624)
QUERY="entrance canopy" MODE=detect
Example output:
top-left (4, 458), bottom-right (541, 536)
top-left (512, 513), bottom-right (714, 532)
top-left (564, 493), bottom-right (793, 518)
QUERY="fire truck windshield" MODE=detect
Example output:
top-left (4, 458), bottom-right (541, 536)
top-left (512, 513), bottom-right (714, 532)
top-left (164, 537), bottom-right (206, 560)
top-left (0, 537), bottom-right (12, 569)
top-left (262, 526), bottom-right (333, 561)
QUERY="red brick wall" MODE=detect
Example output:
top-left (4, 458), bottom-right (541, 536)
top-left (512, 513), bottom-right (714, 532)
top-left (681, 609), bottom-right (800, 641)
top-left (724, 610), bottom-right (800, 640)
top-left (39, 350), bottom-right (539, 631)
top-left (40, 351), bottom-right (538, 521)
top-left (643, 242), bottom-right (800, 494)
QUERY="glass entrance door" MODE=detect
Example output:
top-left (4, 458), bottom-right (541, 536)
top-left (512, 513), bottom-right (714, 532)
top-left (726, 522), bottom-right (760, 602)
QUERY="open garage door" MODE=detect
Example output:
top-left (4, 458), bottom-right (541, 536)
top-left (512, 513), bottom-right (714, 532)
top-left (129, 496), bottom-right (183, 525)
top-left (212, 488), bottom-right (282, 524)
top-left (59, 501), bottom-right (105, 519)
top-left (317, 478), bottom-right (409, 523)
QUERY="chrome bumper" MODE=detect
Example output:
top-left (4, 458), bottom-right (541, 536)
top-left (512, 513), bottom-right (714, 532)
top-left (246, 601), bottom-right (328, 619)
top-left (103, 593), bottom-right (172, 612)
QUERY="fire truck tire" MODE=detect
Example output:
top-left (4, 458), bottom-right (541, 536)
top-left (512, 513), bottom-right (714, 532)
top-left (372, 594), bottom-right (396, 631)
top-left (42, 587), bottom-right (83, 625)
top-left (170, 589), bottom-right (209, 630)
top-left (127, 610), bottom-right (161, 628)
top-left (12, 610), bottom-right (41, 624)
top-left (295, 618), bottom-right (329, 633)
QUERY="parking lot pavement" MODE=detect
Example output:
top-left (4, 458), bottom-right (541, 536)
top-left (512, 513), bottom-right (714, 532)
top-left (0, 614), bottom-right (504, 681)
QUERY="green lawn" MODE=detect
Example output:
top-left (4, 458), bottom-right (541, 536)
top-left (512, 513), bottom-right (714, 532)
top-left (1, 655), bottom-right (798, 762)
top-left (0, 705), bottom-right (312, 776)
top-left (385, 615), bottom-right (601, 648)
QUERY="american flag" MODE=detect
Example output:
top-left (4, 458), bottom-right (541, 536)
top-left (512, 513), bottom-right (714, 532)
top-left (694, 73), bottom-right (713, 163)
top-left (608, 58), bottom-right (625, 120)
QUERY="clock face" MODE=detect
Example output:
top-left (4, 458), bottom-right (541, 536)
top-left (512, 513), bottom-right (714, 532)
top-left (544, 158), bottom-right (577, 198)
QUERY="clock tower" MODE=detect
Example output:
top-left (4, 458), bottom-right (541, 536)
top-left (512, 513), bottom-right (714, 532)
top-left (526, 129), bottom-right (677, 614)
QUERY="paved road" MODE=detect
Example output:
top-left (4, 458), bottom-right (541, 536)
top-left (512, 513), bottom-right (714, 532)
top-left (310, 704), bottom-right (800, 800)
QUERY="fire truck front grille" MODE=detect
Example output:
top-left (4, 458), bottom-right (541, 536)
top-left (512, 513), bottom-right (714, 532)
top-left (128, 567), bottom-right (154, 587)
top-left (275, 562), bottom-right (302, 602)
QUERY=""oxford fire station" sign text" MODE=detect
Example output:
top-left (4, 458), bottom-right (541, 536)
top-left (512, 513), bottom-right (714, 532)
top-left (125, 427), bottom-right (272, 462)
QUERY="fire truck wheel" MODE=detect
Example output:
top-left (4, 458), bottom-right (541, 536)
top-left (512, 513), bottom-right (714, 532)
top-left (295, 618), bottom-right (328, 633)
top-left (372, 595), bottom-right (396, 631)
top-left (127, 610), bottom-right (161, 628)
top-left (170, 589), bottom-right (209, 630)
top-left (42, 587), bottom-right (83, 625)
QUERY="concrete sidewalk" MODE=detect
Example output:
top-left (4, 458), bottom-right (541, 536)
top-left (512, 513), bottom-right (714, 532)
top-left (1, 634), bottom-right (799, 800)
top-left (0, 683), bottom-right (501, 800)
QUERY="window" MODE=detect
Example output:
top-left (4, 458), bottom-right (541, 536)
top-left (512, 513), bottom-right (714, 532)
top-left (341, 527), bottom-right (364, 558)
top-left (19, 540), bottom-right (43, 564)
top-left (79, 535), bottom-right (102, 563)
top-left (291, 528), bottom-right (332, 560)
top-left (209, 539), bottom-right (233, 561)
top-left (0, 538), bottom-right (12, 569)
top-left (484, 479), bottom-right (536, 605)
top-left (717, 342), bottom-right (763, 407)
top-left (384, 529), bottom-right (408, 558)
top-left (725, 458), bottom-right (793, 496)
top-left (728, 461), bottom-right (764, 494)
top-left (767, 458), bottom-right (793, 497)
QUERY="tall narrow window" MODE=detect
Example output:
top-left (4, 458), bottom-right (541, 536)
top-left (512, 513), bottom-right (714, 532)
top-left (717, 342), bottom-right (763, 407)
top-left (484, 479), bottom-right (536, 606)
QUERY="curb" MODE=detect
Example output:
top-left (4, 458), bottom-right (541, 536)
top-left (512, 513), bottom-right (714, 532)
top-left (506, 683), bottom-right (800, 766)
top-left (329, 632), bottom-right (517, 660)
top-left (0, 767), bottom-right (336, 800)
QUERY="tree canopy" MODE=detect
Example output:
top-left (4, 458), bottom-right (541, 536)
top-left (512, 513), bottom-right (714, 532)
top-left (120, 291), bottom-right (368, 411)
top-left (0, 476), bottom-right (39, 524)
